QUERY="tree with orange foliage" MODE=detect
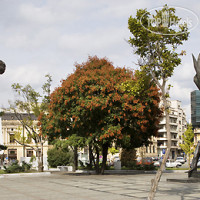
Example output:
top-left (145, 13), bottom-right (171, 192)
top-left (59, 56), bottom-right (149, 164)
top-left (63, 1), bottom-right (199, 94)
top-left (42, 56), bottom-right (162, 174)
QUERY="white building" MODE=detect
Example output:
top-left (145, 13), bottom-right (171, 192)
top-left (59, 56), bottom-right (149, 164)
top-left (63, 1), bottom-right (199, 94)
top-left (1, 111), bottom-right (49, 170)
top-left (157, 100), bottom-right (187, 159)
top-left (137, 100), bottom-right (187, 160)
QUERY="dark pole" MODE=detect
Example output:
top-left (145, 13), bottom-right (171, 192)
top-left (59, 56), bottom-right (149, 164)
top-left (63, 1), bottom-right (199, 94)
top-left (0, 60), bottom-right (6, 75)
top-left (0, 60), bottom-right (6, 166)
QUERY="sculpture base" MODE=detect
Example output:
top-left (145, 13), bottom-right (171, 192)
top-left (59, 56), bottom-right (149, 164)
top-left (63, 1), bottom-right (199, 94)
top-left (167, 177), bottom-right (200, 183)
top-left (167, 171), bottom-right (200, 183)
top-left (189, 171), bottom-right (200, 178)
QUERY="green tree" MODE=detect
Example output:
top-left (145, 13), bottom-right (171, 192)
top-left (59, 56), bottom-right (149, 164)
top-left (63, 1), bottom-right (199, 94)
top-left (65, 134), bottom-right (85, 171)
top-left (8, 74), bottom-right (52, 172)
top-left (47, 140), bottom-right (73, 168)
top-left (128, 5), bottom-right (189, 199)
top-left (0, 145), bottom-right (7, 150)
top-left (180, 124), bottom-right (194, 168)
top-left (108, 147), bottom-right (119, 155)
top-left (42, 56), bottom-right (161, 174)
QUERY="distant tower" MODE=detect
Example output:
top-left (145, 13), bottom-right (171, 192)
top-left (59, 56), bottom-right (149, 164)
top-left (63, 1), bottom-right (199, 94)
top-left (191, 90), bottom-right (200, 129)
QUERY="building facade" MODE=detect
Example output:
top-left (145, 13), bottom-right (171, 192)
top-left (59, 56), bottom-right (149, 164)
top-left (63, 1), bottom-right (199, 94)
top-left (191, 90), bottom-right (200, 145)
top-left (157, 100), bottom-right (187, 159)
top-left (137, 100), bottom-right (187, 160)
top-left (191, 90), bottom-right (200, 129)
top-left (0, 112), bottom-right (49, 169)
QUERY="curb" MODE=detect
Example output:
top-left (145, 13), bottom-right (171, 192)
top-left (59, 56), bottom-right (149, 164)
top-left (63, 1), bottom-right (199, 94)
top-left (0, 172), bottom-right (51, 178)
top-left (0, 170), bottom-right (188, 178)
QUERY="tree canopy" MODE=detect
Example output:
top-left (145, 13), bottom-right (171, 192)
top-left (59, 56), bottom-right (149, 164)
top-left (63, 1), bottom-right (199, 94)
top-left (128, 4), bottom-right (189, 199)
top-left (180, 124), bottom-right (194, 167)
top-left (8, 74), bottom-right (52, 172)
top-left (41, 56), bottom-right (162, 174)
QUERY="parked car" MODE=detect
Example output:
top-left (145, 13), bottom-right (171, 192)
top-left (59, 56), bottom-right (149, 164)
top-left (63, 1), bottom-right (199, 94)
top-left (174, 160), bottom-right (182, 167)
top-left (152, 157), bottom-right (159, 161)
top-left (175, 157), bottom-right (186, 164)
top-left (166, 159), bottom-right (180, 168)
top-left (113, 156), bottom-right (120, 162)
top-left (153, 160), bottom-right (162, 167)
top-left (136, 157), bottom-right (153, 165)
top-left (197, 159), bottom-right (200, 168)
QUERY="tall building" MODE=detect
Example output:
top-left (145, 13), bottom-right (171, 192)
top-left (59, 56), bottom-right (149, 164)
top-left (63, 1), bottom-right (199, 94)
top-left (157, 100), bottom-right (187, 159)
top-left (191, 90), bottom-right (200, 145)
top-left (137, 100), bottom-right (187, 160)
top-left (191, 90), bottom-right (200, 129)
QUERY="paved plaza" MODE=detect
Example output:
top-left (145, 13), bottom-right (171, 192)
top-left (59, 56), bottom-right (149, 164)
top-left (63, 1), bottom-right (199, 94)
top-left (0, 172), bottom-right (200, 200)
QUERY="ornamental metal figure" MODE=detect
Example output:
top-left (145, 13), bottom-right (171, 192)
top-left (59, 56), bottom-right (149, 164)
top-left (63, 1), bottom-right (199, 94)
top-left (193, 54), bottom-right (200, 90)
top-left (0, 60), bottom-right (6, 75)
top-left (189, 54), bottom-right (200, 177)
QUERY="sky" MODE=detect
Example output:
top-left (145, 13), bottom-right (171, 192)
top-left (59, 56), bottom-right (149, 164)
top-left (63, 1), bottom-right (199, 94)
top-left (0, 0), bottom-right (200, 122)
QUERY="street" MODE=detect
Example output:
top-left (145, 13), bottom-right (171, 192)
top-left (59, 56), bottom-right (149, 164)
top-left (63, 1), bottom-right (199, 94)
top-left (0, 171), bottom-right (200, 200)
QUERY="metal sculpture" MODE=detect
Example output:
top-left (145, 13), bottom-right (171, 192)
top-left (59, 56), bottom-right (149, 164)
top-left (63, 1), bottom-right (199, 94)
top-left (189, 54), bottom-right (200, 177)
top-left (193, 54), bottom-right (200, 90)
top-left (0, 60), bottom-right (6, 74)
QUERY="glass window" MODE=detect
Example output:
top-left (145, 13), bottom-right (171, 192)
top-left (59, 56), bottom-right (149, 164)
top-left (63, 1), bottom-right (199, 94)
top-left (9, 134), bottom-right (15, 143)
top-left (27, 150), bottom-right (33, 157)
top-left (8, 149), bottom-right (17, 160)
top-left (36, 150), bottom-right (41, 157)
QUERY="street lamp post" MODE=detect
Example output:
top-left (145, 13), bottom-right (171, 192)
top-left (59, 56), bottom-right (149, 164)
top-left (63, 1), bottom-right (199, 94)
top-left (0, 60), bottom-right (6, 166)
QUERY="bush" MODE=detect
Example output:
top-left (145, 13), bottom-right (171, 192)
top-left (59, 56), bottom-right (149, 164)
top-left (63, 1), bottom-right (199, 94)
top-left (4, 161), bottom-right (32, 173)
top-left (21, 161), bottom-right (32, 171)
top-left (47, 142), bottom-right (74, 168)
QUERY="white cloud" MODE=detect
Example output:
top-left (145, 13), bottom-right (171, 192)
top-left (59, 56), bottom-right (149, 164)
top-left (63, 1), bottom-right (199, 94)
top-left (0, 0), bottom-right (199, 122)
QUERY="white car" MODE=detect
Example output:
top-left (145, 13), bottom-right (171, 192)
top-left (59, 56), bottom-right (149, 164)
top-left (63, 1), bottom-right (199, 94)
top-left (153, 160), bottom-right (160, 167)
top-left (197, 159), bottom-right (200, 168)
top-left (175, 157), bottom-right (186, 164)
top-left (166, 159), bottom-right (180, 168)
top-left (174, 160), bottom-right (182, 167)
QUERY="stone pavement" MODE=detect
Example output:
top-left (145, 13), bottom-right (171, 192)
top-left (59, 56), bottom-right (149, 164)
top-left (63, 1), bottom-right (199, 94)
top-left (0, 172), bottom-right (200, 200)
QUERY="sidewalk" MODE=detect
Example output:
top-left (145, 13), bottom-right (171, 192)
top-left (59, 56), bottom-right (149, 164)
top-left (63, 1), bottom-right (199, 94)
top-left (0, 171), bottom-right (199, 200)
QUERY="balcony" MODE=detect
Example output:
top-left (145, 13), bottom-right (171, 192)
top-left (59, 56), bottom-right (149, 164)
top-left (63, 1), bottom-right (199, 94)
top-left (157, 137), bottom-right (167, 141)
top-left (171, 145), bottom-right (179, 149)
top-left (158, 128), bottom-right (166, 133)
top-left (171, 137), bottom-right (178, 141)
top-left (157, 145), bottom-right (167, 149)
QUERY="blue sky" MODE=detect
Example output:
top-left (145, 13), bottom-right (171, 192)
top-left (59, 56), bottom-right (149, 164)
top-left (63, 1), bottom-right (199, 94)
top-left (0, 0), bottom-right (200, 121)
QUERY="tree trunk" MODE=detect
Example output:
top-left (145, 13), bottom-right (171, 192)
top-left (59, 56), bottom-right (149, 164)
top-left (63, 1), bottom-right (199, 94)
top-left (41, 142), bottom-right (44, 172)
top-left (148, 96), bottom-right (171, 200)
top-left (95, 146), bottom-right (100, 174)
top-left (188, 153), bottom-right (190, 170)
top-left (89, 144), bottom-right (93, 170)
top-left (38, 142), bottom-right (44, 172)
top-left (101, 143), bottom-right (109, 174)
top-left (73, 146), bottom-right (78, 172)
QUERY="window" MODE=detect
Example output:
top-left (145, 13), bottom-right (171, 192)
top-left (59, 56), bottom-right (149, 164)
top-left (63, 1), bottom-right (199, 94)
top-left (9, 134), bottom-right (15, 143)
top-left (153, 146), bottom-right (155, 153)
top-left (36, 150), bottom-right (41, 157)
top-left (8, 149), bottom-right (17, 160)
top-left (174, 135), bottom-right (176, 139)
top-left (27, 150), bottom-right (33, 157)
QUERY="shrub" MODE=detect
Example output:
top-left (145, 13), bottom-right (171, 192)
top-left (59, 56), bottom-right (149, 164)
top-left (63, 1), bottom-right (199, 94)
top-left (21, 161), bottom-right (32, 171)
top-left (47, 142), bottom-right (74, 168)
top-left (4, 161), bottom-right (31, 173)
